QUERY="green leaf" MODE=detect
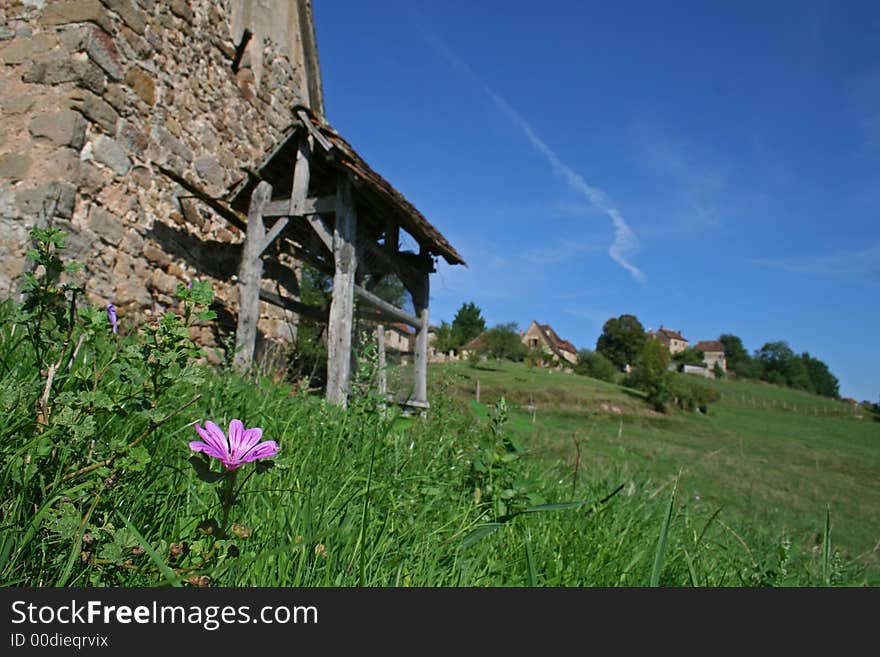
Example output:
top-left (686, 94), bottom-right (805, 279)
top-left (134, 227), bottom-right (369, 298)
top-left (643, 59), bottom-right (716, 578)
top-left (459, 523), bottom-right (504, 550)
top-left (189, 455), bottom-right (223, 483)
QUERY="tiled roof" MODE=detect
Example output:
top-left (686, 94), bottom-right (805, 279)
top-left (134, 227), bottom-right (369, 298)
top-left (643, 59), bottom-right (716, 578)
top-left (694, 340), bottom-right (725, 353)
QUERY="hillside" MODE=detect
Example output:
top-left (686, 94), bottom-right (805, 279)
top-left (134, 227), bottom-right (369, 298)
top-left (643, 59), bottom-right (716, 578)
top-left (391, 360), bottom-right (880, 575)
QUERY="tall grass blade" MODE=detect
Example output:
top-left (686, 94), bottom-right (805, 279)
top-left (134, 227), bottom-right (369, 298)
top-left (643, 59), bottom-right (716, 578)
top-left (118, 512), bottom-right (181, 587)
top-left (822, 506), bottom-right (832, 586)
top-left (650, 478), bottom-right (678, 587)
top-left (524, 529), bottom-right (537, 586)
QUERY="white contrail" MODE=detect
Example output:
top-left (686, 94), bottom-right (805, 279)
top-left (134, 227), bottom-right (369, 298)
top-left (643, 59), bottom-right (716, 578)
top-left (426, 35), bottom-right (645, 282)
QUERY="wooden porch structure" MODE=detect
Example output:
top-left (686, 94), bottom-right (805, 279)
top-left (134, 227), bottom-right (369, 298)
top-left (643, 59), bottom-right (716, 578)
top-left (226, 107), bottom-right (466, 409)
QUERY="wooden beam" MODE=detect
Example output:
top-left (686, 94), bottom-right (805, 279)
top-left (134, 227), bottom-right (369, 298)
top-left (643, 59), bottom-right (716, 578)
top-left (353, 284), bottom-right (423, 329)
top-left (258, 287), bottom-right (326, 322)
top-left (263, 195), bottom-right (336, 218)
top-left (259, 217), bottom-right (288, 254)
top-left (305, 213), bottom-right (334, 252)
top-left (289, 136), bottom-right (312, 216)
top-left (297, 108), bottom-right (334, 153)
top-left (233, 180), bottom-right (272, 371)
top-left (409, 270), bottom-right (430, 408)
top-left (325, 175), bottom-right (357, 406)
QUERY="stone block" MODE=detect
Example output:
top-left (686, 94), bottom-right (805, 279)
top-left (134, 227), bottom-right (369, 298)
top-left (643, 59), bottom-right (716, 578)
top-left (29, 110), bottom-right (87, 149)
top-left (86, 26), bottom-right (123, 80)
top-left (87, 205), bottom-right (124, 244)
top-left (68, 88), bottom-right (120, 133)
top-left (100, 0), bottom-right (147, 35)
top-left (23, 53), bottom-right (106, 94)
top-left (143, 241), bottom-right (170, 267)
top-left (0, 33), bottom-right (58, 64)
top-left (124, 65), bottom-right (155, 105)
top-left (91, 134), bottom-right (131, 175)
top-left (194, 155), bottom-right (225, 188)
top-left (170, 0), bottom-right (193, 24)
top-left (0, 152), bottom-right (32, 182)
top-left (1, 95), bottom-right (37, 114)
top-left (15, 181), bottom-right (77, 219)
top-left (40, 0), bottom-right (115, 33)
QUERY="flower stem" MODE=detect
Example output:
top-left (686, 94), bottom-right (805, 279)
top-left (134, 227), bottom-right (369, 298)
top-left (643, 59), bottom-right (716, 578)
top-left (219, 469), bottom-right (239, 538)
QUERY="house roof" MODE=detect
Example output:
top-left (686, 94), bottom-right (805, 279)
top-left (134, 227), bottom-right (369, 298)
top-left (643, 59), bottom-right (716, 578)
top-left (389, 322), bottom-right (414, 335)
top-left (539, 323), bottom-right (577, 354)
top-left (694, 340), bottom-right (725, 353)
top-left (462, 333), bottom-right (487, 351)
top-left (227, 106), bottom-right (466, 266)
top-left (650, 325), bottom-right (688, 343)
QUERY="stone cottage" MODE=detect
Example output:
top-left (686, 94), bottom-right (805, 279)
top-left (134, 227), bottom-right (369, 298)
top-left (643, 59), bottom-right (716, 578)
top-left (0, 1), bottom-right (465, 409)
top-left (693, 340), bottom-right (726, 372)
top-left (521, 320), bottom-right (578, 366)
top-left (647, 325), bottom-right (689, 355)
top-left (0, 0), bottom-right (323, 351)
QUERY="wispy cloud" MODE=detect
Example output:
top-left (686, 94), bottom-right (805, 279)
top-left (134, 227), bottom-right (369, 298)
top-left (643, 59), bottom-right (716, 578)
top-left (751, 243), bottom-right (880, 280)
top-left (421, 34), bottom-right (645, 282)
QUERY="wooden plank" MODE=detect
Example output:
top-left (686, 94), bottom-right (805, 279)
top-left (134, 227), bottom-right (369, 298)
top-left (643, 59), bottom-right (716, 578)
top-left (297, 109), bottom-right (334, 153)
top-left (353, 283), bottom-right (423, 329)
top-left (263, 195), bottom-right (336, 217)
top-left (305, 214), bottom-right (334, 252)
top-left (409, 270), bottom-right (430, 408)
top-left (325, 175), bottom-right (357, 406)
top-left (258, 287), bottom-right (326, 322)
top-left (233, 180), bottom-right (272, 371)
top-left (289, 136), bottom-right (312, 216)
top-left (259, 217), bottom-right (288, 254)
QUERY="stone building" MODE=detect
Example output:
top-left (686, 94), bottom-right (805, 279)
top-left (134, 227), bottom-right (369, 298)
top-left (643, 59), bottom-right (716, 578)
top-left (647, 325), bottom-right (689, 355)
top-left (521, 320), bottom-right (578, 366)
top-left (0, 0), bottom-right (323, 351)
top-left (693, 340), bottom-right (727, 372)
top-left (0, 1), bottom-right (464, 409)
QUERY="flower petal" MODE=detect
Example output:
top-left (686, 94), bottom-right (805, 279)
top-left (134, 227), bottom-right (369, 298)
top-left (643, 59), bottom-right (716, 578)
top-left (198, 421), bottom-right (230, 457)
top-left (240, 440), bottom-right (279, 463)
top-left (233, 427), bottom-right (263, 461)
top-left (227, 419), bottom-right (246, 461)
top-left (189, 440), bottom-right (227, 461)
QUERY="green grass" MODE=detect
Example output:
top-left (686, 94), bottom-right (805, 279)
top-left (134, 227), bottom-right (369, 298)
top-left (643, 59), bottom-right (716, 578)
top-left (3, 332), bottom-right (876, 587)
top-left (393, 360), bottom-right (880, 582)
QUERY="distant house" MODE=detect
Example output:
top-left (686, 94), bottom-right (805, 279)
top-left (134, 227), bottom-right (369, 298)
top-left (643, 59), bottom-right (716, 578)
top-left (385, 323), bottom-right (414, 353)
top-left (460, 333), bottom-right (489, 361)
top-left (693, 340), bottom-right (727, 372)
top-left (647, 325), bottom-right (689, 355)
top-left (521, 321), bottom-right (578, 366)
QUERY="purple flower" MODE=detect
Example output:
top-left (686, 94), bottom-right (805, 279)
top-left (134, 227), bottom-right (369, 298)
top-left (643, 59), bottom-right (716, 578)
top-left (106, 304), bottom-right (118, 334)
top-left (189, 419), bottom-right (278, 471)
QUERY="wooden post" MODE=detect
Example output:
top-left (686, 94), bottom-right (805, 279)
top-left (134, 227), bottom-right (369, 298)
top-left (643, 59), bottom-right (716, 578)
top-left (234, 181), bottom-right (272, 371)
top-left (410, 269), bottom-right (430, 409)
top-left (325, 175), bottom-right (357, 406)
top-left (377, 324), bottom-right (387, 398)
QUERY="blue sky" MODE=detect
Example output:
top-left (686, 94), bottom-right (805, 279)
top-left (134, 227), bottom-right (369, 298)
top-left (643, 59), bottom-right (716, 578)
top-left (312, 0), bottom-right (879, 401)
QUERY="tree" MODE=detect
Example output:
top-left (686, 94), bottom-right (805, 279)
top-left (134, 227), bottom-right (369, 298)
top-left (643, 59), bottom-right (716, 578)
top-left (719, 334), bottom-right (753, 377)
top-left (801, 352), bottom-right (840, 398)
top-left (432, 320), bottom-right (459, 353)
top-left (574, 349), bottom-right (617, 382)
top-left (596, 314), bottom-right (646, 370)
top-left (672, 347), bottom-right (705, 367)
top-left (483, 322), bottom-right (527, 361)
top-left (451, 301), bottom-right (486, 347)
top-left (628, 338), bottom-right (672, 411)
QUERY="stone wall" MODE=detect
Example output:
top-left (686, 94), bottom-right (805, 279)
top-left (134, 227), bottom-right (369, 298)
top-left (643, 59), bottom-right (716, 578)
top-left (0, 0), bottom-right (312, 355)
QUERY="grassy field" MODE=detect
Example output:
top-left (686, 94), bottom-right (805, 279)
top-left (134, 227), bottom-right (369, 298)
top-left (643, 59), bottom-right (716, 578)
top-left (390, 360), bottom-right (880, 579)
